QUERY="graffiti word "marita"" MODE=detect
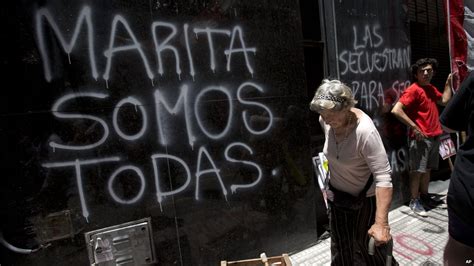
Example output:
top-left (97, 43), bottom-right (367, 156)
top-left (36, 6), bottom-right (256, 84)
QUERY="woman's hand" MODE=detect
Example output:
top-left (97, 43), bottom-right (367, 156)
top-left (368, 223), bottom-right (391, 246)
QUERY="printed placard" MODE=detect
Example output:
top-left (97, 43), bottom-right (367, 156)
top-left (439, 134), bottom-right (456, 160)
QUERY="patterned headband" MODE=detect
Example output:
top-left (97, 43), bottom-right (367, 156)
top-left (315, 94), bottom-right (344, 103)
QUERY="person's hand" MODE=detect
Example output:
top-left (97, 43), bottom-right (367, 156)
top-left (413, 127), bottom-right (426, 141)
top-left (326, 189), bottom-right (334, 201)
top-left (446, 72), bottom-right (454, 83)
top-left (368, 223), bottom-right (391, 246)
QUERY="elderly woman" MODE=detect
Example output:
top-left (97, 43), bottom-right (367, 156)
top-left (310, 79), bottom-right (397, 265)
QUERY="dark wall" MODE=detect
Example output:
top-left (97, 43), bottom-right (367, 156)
top-left (0, 1), bottom-right (317, 265)
top-left (409, 0), bottom-right (451, 90)
top-left (299, 0), bottom-right (328, 234)
top-left (408, 0), bottom-right (453, 180)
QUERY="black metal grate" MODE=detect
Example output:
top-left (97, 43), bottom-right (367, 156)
top-left (408, 0), bottom-right (451, 89)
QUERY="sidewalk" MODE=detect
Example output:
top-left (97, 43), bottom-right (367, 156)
top-left (290, 180), bottom-right (450, 265)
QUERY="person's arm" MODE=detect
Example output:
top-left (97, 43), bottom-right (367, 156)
top-left (368, 187), bottom-right (393, 246)
top-left (362, 126), bottom-right (393, 245)
top-left (438, 73), bottom-right (453, 106)
top-left (440, 72), bottom-right (473, 132)
top-left (391, 102), bottom-right (426, 139)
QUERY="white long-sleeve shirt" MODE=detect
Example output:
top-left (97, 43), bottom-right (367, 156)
top-left (320, 108), bottom-right (392, 197)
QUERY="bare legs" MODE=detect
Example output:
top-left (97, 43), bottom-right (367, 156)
top-left (409, 170), bottom-right (430, 199)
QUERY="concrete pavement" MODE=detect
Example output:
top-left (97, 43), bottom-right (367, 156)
top-left (289, 180), bottom-right (450, 265)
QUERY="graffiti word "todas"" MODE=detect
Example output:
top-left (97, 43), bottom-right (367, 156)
top-left (43, 142), bottom-right (262, 221)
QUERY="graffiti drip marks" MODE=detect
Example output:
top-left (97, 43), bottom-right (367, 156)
top-left (42, 142), bottom-right (263, 220)
top-left (36, 5), bottom-right (275, 221)
top-left (35, 6), bottom-right (256, 83)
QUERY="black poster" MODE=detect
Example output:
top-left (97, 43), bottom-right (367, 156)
top-left (329, 1), bottom-right (411, 113)
top-left (322, 0), bottom-right (411, 203)
top-left (0, 1), bottom-right (316, 265)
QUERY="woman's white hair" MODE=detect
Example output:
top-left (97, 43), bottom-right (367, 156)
top-left (309, 79), bottom-right (357, 112)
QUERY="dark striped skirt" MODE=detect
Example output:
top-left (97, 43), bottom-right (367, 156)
top-left (328, 196), bottom-right (398, 266)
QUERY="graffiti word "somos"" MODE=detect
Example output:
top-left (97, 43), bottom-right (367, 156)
top-left (48, 82), bottom-right (273, 150)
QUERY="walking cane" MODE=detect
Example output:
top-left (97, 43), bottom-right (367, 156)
top-left (368, 237), bottom-right (393, 266)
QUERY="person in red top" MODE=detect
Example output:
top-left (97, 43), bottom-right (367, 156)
top-left (391, 58), bottom-right (452, 217)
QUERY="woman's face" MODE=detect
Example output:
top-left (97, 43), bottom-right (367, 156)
top-left (319, 109), bottom-right (348, 129)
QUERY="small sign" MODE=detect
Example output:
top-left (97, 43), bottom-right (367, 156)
top-left (312, 152), bottom-right (329, 208)
top-left (439, 134), bottom-right (456, 160)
